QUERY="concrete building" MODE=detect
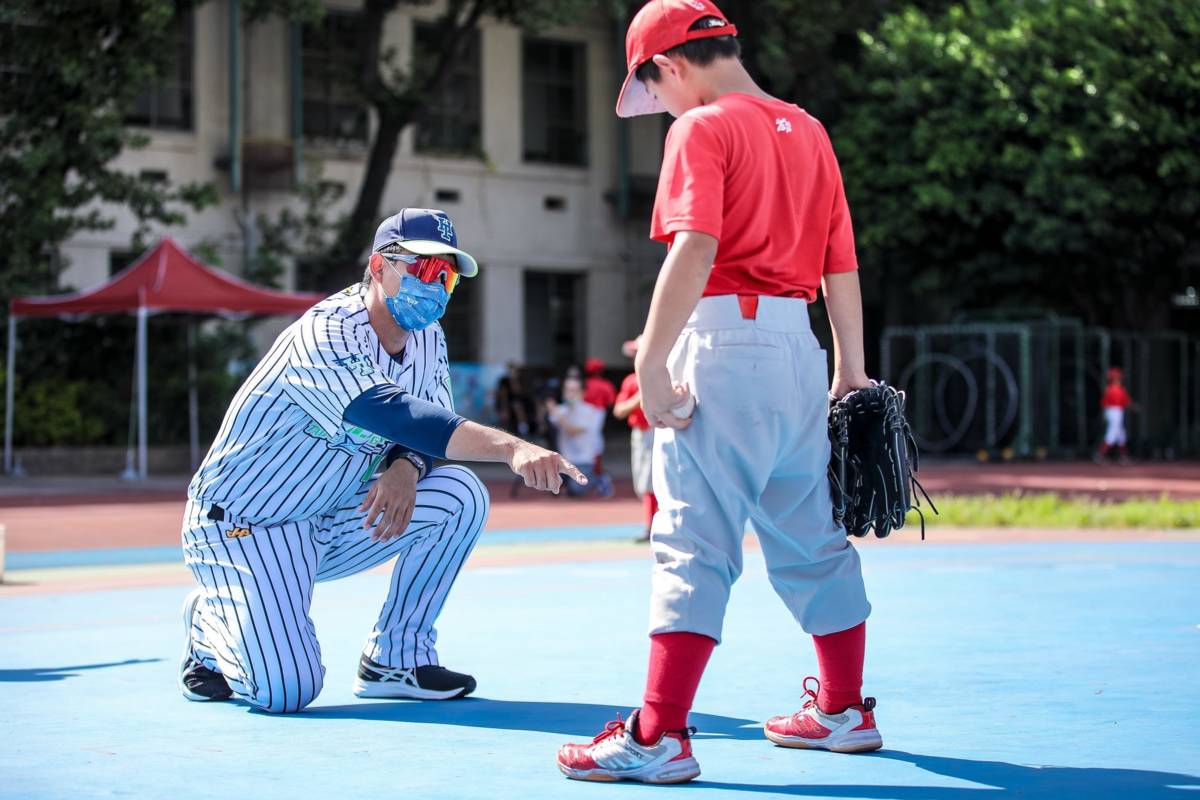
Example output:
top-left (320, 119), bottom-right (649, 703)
top-left (59, 0), bottom-right (669, 367)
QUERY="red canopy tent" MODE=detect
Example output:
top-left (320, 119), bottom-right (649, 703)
top-left (5, 238), bottom-right (325, 477)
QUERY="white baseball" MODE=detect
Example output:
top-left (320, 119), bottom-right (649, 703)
top-left (671, 393), bottom-right (696, 419)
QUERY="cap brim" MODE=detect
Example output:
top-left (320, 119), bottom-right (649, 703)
top-left (616, 68), bottom-right (666, 118)
top-left (393, 239), bottom-right (479, 278)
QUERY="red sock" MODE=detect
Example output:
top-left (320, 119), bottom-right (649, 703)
top-left (642, 492), bottom-right (658, 530)
top-left (812, 621), bottom-right (866, 714)
top-left (636, 632), bottom-right (715, 745)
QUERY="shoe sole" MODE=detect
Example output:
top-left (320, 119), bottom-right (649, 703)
top-left (764, 726), bottom-right (883, 753)
top-left (178, 589), bottom-right (230, 703)
top-left (556, 757), bottom-right (700, 784)
top-left (352, 677), bottom-right (474, 701)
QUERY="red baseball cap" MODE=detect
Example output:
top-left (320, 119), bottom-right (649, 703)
top-left (616, 0), bottom-right (739, 118)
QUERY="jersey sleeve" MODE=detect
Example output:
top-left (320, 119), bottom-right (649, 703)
top-left (650, 114), bottom-right (726, 244)
top-left (282, 313), bottom-right (392, 437)
top-left (822, 132), bottom-right (859, 275)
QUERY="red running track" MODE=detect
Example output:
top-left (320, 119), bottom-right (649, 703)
top-left (1, 461), bottom-right (1198, 554)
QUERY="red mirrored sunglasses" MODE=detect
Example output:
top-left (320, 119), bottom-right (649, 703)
top-left (384, 252), bottom-right (460, 294)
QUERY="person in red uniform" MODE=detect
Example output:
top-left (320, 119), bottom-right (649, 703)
top-left (581, 357), bottom-right (617, 482)
top-left (614, 338), bottom-right (657, 542)
top-left (583, 357), bottom-right (618, 411)
top-left (1096, 366), bottom-right (1133, 464)
top-left (556, 0), bottom-right (877, 784)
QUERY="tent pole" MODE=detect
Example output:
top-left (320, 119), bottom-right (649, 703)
top-left (137, 305), bottom-right (148, 479)
top-left (187, 320), bottom-right (199, 470)
top-left (4, 315), bottom-right (16, 475)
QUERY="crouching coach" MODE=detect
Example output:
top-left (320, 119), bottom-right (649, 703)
top-left (177, 209), bottom-right (583, 713)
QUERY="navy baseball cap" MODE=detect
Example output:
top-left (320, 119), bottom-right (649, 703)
top-left (372, 208), bottom-right (479, 277)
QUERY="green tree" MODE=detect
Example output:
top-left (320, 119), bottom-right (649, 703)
top-left (832, 0), bottom-right (1200, 330)
top-left (0, 0), bottom-right (219, 298)
top-left (718, 0), bottom-right (953, 122)
top-left (249, 0), bottom-right (607, 290)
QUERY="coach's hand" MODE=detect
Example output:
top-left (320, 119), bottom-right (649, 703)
top-left (507, 440), bottom-right (586, 495)
top-left (360, 458), bottom-right (419, 543)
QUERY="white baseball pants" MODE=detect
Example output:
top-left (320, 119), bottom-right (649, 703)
top-left (649, 295), bottom-right (871, 642)
top-left (1104, 407), bottom-right (1126, 446)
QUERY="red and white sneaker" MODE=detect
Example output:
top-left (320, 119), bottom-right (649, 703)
top-left (764, 677), bottom-right (883, 753)
top-left (556, 710), bottom-right (701, 784)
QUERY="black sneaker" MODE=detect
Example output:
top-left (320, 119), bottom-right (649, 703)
top-left (352, 655), bottom-right (476, 700)
top-left (179, 589), bottom-right (233, 702)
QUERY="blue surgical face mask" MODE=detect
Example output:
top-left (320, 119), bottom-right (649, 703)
top-left (384, 266), bottom-right (449, 331)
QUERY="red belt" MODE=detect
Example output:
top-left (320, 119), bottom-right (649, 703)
top-left (737, 295), bottom-right (759, 319)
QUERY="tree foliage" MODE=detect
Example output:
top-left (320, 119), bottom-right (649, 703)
top-left (718, 0), bottom-right (953, 123)
top-left (2, 316), bottom-right (254, 446)
top-left (0, 0), bottom-right (220, 298)
top-left (271, 0), bottom-right (605, 290)
top-left (832, 0), bottom-right (1200, 330)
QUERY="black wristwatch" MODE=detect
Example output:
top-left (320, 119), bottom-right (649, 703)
top-left (395, 450), bottom-right (427, 479)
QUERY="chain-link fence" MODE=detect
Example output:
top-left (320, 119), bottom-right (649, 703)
top-left (881, 315), bottom-right (1198, 458)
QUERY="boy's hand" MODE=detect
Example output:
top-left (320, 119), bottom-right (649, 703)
top-left (830, 371), bottom-right (872, 401)
top-left (638, 364), bottom-right (693, 429)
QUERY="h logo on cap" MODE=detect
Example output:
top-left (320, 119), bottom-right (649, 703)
top-left (437, 216), bottom-right (455, 242)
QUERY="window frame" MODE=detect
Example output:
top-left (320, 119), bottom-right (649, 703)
top-left (521, 37), bottom-right (589, 167)
top-left (126, 7), bottom-right (195, 131)
top-left (299, 10), bottom-right (370, 145)
top-left (412, 21), bottom-right (483, 159)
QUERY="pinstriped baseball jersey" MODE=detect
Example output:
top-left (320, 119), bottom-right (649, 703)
top-left (188, 284), bottom-right (452, 526)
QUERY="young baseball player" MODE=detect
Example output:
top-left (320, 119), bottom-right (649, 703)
top-left (1096, 366), bottom-right (1133, 464)
top-left (179, 208), bottom-right (584, 714)
top-left (556, 0), bottom-right (878, 783)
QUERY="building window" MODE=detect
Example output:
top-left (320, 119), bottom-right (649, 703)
top-left (127, 8), bottom-right (194, 130)
top-left (0, 18), bottom-right (38, 109)
top-left (301, 11), bottom-right (368, 143)
top-left (110, 249), bottom-right (140, 277)
top-left (522, 38), bottom-right (587, 166)
top-left (441, 269), bottom-right (480, 362)
top-left (523, 271), bottom-right (585, 367)
top-left (413, 22), bottom-right (482, 157)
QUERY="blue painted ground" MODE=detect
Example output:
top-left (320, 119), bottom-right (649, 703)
top-left (1, 540), bottom-right (1198, 799)
top-left (5, 523), bottom-right (644, 569)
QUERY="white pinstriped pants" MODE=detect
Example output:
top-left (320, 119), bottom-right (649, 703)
top-left (181, 464), bottom-right (489, 714)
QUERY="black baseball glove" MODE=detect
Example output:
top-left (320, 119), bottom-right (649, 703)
top-left (828, 382), bottom-right (935, 539)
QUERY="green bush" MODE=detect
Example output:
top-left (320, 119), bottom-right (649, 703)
top-left (909, 492), bottom-right (1200, 528)
top-left (1, 315), bottom-right (255, 447)
top-left (834, 0), bottom-right (1200, 330)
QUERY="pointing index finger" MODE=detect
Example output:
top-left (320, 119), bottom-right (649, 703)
top-left (559, 458), bottom-right (587, 485)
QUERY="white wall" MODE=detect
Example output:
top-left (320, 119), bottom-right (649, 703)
top-left (56, 0), bottom-right (668, 368)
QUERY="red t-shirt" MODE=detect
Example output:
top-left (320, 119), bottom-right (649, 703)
top-left (1102, 384), bottom-right (1131, 409)
top-left (616, 373), bottom-right (650, 430)
top-left (650, 93), bottom-right (858, 300)
top-left (584, 376), bottom-right (617, 411)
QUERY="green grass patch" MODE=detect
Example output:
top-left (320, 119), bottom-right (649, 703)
top-left (907, 492), bottom-right (1200, 529)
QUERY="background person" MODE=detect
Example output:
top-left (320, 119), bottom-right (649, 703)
top-left (615, 337), bottom-right (656, 543)
top-left (1096, 366), bottom-right (1134, 464)
top-left (546, 375), bottom-right (615, 498)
